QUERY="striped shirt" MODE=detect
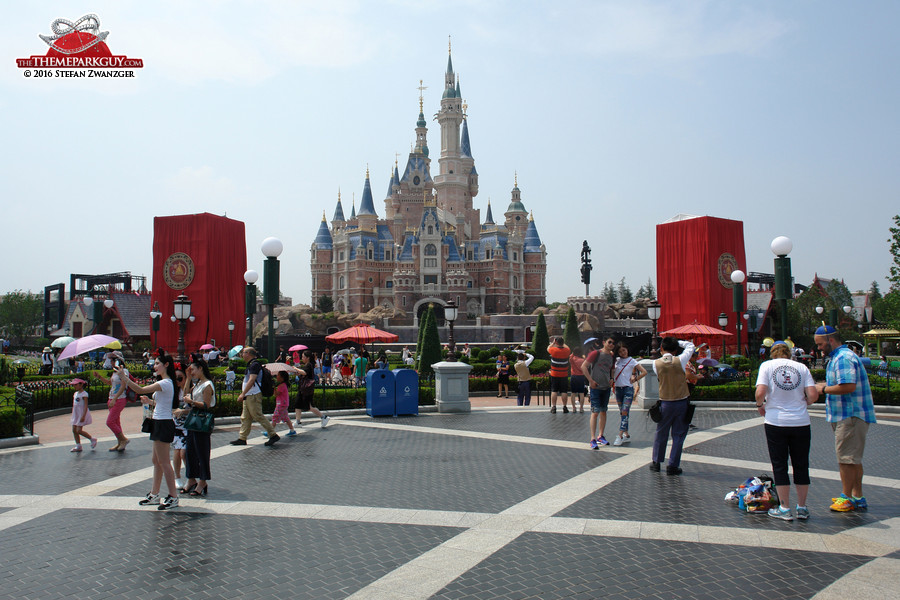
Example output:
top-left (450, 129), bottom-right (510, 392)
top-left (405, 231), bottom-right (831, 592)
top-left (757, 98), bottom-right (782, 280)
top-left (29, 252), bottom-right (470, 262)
top-left (825, 345), bottom-right (876, 424)
top-left (548, 345), bottom-right (571, 378)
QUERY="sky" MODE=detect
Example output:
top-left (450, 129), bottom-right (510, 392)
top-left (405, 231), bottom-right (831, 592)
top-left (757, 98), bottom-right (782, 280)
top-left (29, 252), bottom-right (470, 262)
top-left (2, 1), bottom-right (899, 308)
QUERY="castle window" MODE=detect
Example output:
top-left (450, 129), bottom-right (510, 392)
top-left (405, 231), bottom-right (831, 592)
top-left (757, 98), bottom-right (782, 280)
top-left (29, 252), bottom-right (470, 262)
top-left (513, 251), bottom-right (518, 261)
top-left (339, 276), bottom-right (345, 289)
top-left (386, 281), bottom-right (393, 288)
top-left (424, 275), bottom-right (437, 284)
top-left (467, 281), bottom-right (472, 288)
top-left (402, 296), bottom-right (407, 306)
top-left (339, 251), bottom-right (345, 261)
top-left (427, 225), bottom-right (434, 235)
top-left (513, 276), bottom-right (519, 289)
top-left (425, 244), bottom-right (437, 256)
top-left (425, 258), bottom-right (437, 267)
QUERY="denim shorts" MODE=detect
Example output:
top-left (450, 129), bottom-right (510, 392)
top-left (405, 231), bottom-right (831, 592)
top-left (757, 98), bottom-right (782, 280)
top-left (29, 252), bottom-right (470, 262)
top-left (589, 387), bottom-right (611, 413)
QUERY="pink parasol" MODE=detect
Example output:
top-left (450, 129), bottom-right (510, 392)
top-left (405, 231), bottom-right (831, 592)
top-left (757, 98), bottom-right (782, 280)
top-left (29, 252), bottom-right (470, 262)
top-left (325, 323), bottom-right (399, 344)
top-left (263, 362), bottom-right (299, 374)
top-left (57, 334), bottom-right (120, 360)
top-left (200, 344), bottom-right (215, 350)
top-left (288, 344), bottom-right (308, 352)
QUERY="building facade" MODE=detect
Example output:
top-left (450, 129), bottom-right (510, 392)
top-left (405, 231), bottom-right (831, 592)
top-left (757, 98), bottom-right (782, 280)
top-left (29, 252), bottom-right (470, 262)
top-left (310, 48), bottom-right (547, 323)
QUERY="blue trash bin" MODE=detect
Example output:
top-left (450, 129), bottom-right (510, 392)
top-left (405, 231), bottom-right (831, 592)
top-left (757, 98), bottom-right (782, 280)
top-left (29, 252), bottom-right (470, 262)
top-left (393, 368), bottom-right (419, 416)
top-left (366, 369), bottom-right (395, 417)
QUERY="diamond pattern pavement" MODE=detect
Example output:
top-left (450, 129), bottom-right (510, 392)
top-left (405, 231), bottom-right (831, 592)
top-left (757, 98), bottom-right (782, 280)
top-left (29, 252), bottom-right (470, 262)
top-left (0, 405), bottom-right (897, 600)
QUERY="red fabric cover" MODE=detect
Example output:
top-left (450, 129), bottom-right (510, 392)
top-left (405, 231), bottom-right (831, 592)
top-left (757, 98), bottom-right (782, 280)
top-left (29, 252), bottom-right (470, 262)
top-left (656, 216), bottom-right (746, 353)
top-left (152, 213), bottom-right (246, 354)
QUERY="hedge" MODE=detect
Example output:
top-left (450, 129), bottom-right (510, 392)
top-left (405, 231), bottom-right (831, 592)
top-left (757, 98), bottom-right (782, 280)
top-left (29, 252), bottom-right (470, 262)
top-left (0, 406), bottom-right (25, 438)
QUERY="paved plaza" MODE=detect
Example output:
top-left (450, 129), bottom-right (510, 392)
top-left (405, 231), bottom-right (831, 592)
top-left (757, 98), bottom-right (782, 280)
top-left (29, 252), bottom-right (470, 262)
top-left (0, 403), bottom-right (898, 600)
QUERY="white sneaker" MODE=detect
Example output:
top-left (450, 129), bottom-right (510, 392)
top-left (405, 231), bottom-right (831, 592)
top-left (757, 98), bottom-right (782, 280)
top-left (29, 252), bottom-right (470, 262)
top-left (90, 438), bottom-right (98, 450)
top-left (321, 416), bottom-right (330, 429)
top-left (158, 495), bottom-right (179, 511)
top-left (175, 478), bottom-right (186, 490)
top-left (613, 435), bottom-right (623, 446)
top-left (139, 493), bottom-right (160, 506)
top-left (620, 435), bottom-right (631, 444)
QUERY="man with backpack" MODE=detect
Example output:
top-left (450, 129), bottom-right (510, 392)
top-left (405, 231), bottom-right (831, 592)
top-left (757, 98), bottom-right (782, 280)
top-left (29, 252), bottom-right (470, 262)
top-left (231, 347), bottom-right (279, 446)
top-left (582, 336), bottom-right (616, 448)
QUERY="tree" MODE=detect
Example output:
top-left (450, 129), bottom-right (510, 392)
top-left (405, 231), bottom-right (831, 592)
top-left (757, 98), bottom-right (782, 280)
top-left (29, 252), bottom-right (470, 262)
top-left (636, 277), bottom-right (656, 299)
top-left (0, 290), bottom-right (43, 346)
top-left (531, 312), bottom-right (550, 359)
top-left (889, 215), bottom-right (900, 290)
top-left (563, 306), bottom-right (581, 349)
top-left (602, 282), bottom-right (618, 303)
top-left (872, 289), bottom-right (900, 331)
top-left (417, 304), bottom-right (442, 376)
top-left (869, 281), bottom-right (882, 302)
top-left (824, 279), bottom-right (853, 310)
top-left (316, 295), bottom-right (334, 313)
top-left (617, 277), bottom-right (634, 303)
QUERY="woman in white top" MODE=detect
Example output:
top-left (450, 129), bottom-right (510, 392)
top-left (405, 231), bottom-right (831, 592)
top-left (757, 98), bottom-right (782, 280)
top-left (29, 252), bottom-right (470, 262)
top-left (116, 352), bottom-right (180, 511)
top-left (612, 345), bottom-right (647, 446)
top-left (755, 341), bottom-right (818, 521)
top-left (178, 355), bottom-right (216, 497)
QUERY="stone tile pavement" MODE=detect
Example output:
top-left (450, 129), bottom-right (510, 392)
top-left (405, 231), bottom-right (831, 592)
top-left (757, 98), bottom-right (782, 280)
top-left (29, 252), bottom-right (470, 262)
top-left (0, 400), bottom-right (898, 599)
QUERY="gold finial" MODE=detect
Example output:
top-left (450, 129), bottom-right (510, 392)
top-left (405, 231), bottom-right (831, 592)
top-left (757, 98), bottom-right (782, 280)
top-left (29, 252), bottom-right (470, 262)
top-left (514, 171), bottom-right (518, 187)
top-left (448, 35), bottom-right (451, 54)
top-left (462, 100), bottom-right (467, 118)
top-left (338, 187), bottom-right (341, 201)
top-left (366, 164), bottom-right (369, 179)
top-left (352, 192), bottom-right (355, 207)
top-left (322, 211), bottom-right (327, 222)
top-left (529, 210), bottom-right (534, 222)
top-left (395, 153), bottom-right (400, 166)
top-left (417, 79), bottom-right (427, 113)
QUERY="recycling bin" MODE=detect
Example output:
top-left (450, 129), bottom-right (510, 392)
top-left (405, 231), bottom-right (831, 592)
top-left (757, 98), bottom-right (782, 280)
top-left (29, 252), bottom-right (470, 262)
top-left (366, 369), bottom-right (395, 417)
top-left (393, 368), bottom-right (419, 416)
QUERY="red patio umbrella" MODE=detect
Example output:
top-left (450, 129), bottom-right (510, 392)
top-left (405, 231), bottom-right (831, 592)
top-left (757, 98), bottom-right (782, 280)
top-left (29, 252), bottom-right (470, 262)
top-left (325, 323), bottom-right (399, 344)
top-left (660, 322), bottom-right (733, 337)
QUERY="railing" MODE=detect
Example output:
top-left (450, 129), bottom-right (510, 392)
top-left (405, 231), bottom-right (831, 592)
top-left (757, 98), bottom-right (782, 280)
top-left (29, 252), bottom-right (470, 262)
top-left (6, 388), bottom-right (34, 436)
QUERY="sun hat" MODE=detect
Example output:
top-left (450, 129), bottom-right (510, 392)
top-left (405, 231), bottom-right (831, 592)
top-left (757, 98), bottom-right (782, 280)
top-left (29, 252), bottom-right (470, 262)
top-left (70, 378), bottom-right (87, 385)
top-left (43, 347), bottom-right (52, 353)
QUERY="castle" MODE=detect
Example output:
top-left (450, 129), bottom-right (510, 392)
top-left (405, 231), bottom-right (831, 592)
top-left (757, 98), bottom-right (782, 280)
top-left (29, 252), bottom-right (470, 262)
top-left (310, 46), bottom-right (547, 324)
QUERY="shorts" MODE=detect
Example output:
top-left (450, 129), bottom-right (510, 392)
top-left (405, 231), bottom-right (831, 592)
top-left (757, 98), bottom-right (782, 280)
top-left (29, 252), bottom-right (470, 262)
top-left (291, 392), bottom-right (313, 412)
top-left (322, 366), bottom-right (332, 374)
top-left (148, 419), bottom-right (176, 443)
top-left (831, 417), bottom-right (869, 464)
top-left (589, 387), bottom-right (611, 413)
top-left (550, 376), bottom-right (569, 394)
top-left (570, 375), bottom-right (587, 395)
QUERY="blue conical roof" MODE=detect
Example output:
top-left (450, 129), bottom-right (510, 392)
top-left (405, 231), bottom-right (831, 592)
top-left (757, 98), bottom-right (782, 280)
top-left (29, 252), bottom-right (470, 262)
top-left (314, 215), bottom-right (333, 249)
top-left (461, 119), bottom-right (472, 158)
top-left (332, 195), bottom-right (345, 221)
top-left (385, 168), bottom-right (394, 199)
top-left (524, 214), bottom-right (542, 252)
top-left (484, 201), bottom-right (494, 225)
top-left (358, 172), bottom-right (377, 216)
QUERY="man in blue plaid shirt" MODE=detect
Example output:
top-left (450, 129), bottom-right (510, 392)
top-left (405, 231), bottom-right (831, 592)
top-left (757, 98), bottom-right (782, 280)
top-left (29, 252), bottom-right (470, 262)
top-left (814, 325), bottom-right (876, 512)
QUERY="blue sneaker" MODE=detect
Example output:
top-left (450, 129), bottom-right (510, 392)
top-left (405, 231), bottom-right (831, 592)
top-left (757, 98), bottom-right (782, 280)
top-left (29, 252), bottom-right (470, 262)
top-left (767, 505), bottom-right (793, 521)
top-left (853, 497), bottom-right (868, 510)
top-left (598, 436), bottom-right (609, 446)
top-left (262, 431), bottom-right (269, 437)
top-left (796, 506), bottom-right (810, 520)
top-left (286, 430), bottom-right (297, 436)
top-left (589, 439), bottom-right (599, 450)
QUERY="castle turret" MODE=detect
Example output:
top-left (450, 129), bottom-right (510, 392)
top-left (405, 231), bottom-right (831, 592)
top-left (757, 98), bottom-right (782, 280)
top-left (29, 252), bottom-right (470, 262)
top-left (357, 167), bottom-right (378, 232)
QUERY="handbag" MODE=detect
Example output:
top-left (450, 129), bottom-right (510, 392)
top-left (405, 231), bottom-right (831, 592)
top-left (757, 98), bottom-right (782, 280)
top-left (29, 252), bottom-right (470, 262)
top-left (184, 407), bottom-right (214, 433)
top-left (648, 401), bottom-right (662, 423)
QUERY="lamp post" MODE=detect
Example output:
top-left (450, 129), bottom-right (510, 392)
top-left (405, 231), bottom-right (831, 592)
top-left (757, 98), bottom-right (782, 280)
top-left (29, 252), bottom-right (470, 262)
top-left (771, 236), bottom-right (793, 340)
top-left (718, 313), bottom-right (728, 359)
top-left (261, 237), bottom-right (283, 361)
top-left (731, 269), bottom-right (745, 357)
top-left (228, 320), bottom-right (235, 348)
top-left (444, 300), bottom-right (458, 362)
top-left (149, 302), bottom-right (161, 349)
top-left (244, 269), bottom-right (259, 348)
top-left (748, 308), bottom-right (762, 355)
top-left (173, 294), bottom-right (192, 364)
top-left (647, 299), bottom-right (661, 358)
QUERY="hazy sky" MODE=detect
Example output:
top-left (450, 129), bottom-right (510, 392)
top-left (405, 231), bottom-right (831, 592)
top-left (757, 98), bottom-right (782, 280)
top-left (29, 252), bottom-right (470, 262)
top-left (3, 1), bottom-right (898, 308)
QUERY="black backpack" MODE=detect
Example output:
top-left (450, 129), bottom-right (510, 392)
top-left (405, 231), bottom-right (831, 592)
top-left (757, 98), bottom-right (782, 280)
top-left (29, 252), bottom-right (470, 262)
top-left (254, 360), bottom-right (275, 397)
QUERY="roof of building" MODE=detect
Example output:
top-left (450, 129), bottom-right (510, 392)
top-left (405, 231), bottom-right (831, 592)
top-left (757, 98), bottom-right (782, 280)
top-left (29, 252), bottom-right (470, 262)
top-left (401, 156), bottom-right (432, 184)
top-left (357, 172), bottom-right (377, 217)
top-left (332, 194), bottom-right (345, 221)
top-left (314, 215), bottom-right (333, 249)
top-left (523, 214), bottom-right (543, 252)
top-left (461, 119), bottom-right (472, 158)
top-left (110, 291), bottom-right (152, 337)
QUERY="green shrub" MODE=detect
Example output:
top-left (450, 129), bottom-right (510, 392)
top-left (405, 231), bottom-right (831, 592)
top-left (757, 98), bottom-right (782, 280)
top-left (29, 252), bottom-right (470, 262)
top-left (0, 406), bottom-right (25, 438)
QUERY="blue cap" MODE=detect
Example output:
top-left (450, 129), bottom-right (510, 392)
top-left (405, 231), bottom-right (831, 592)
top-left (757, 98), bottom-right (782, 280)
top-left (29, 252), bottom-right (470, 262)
top-left (772, 340), bottom-right (788, 347)
top-left (815, 324), bottom-right (837, 336)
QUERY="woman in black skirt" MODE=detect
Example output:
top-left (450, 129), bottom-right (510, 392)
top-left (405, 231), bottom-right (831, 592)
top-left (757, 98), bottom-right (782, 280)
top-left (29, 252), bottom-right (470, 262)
top-left (180, 355), bottom-right (215, 496)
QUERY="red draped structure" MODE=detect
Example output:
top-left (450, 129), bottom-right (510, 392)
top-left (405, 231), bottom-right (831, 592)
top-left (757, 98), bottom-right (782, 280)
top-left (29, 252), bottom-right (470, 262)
top-left (152, 213), bottom-right (246, 355)
top-left (656, 216), bottom-right (746, 353)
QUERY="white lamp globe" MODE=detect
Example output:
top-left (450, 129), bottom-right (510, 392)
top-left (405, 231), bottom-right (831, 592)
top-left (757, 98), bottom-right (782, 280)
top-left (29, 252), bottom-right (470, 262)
top-left (261, 237), bottom-right (283, 258)
top-left (771, 236), bottom-right (793, 257)
top-left (730, 269), bottom-right (746, 284)
top-left (244, 269), bottom-right (259, 284)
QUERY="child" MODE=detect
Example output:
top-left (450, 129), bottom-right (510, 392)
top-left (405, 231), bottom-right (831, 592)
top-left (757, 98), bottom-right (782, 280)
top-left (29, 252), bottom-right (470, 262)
top-left (224, 365), bottom-right (236, 391)
top-left (269, 371), bottom-right (297, 436)
top-left (70, 378), bottom-right (97, 452)
top-left (172, 368), bottom-right (189, 490)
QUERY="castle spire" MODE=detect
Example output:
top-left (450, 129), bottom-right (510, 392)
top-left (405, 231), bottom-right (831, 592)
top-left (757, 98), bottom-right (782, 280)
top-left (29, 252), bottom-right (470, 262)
top-left (461, 117), bottom-right (472, 158)
top-left (332, 188), bottom-right (345, 222)
top-left (484, 198), bottom-right (494, 225)
top-left (358, 168), bottom-right (377, 216)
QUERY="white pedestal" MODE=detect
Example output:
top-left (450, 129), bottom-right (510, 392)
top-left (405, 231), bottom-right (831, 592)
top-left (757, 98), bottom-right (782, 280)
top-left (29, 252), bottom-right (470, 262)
top-left (635, 358), bottom-right (659, 409)
top-left (433, 361), bottom-right (473, 413)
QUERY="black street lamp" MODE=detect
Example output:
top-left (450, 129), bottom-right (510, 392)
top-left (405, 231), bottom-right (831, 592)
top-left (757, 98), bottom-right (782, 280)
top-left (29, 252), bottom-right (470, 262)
top-left (647, 299), bottom-right (661, 358)
top-left (228, 320), bottom-right (235, 348)
top-left (244, 269), bottom-right (258, 347)
top-left (718, 313), bottom-right (729, 359)
top-left (172, 294), bottom-right (192, 365)
top-left (149, 301), bottom-right (161, 349)
top-left (261, 237), bottom-right (283, 361)
top-left (731, 269), bottom-right (745, 357)
top-left (444, 300), bottom-right (458, 362)
top-left (771, 236), bottom-right (793, 340)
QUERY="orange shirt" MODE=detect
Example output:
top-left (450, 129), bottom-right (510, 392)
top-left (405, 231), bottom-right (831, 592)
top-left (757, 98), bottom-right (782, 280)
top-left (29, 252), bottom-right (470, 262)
top-left (548, 345), bottom-right (572, 378)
